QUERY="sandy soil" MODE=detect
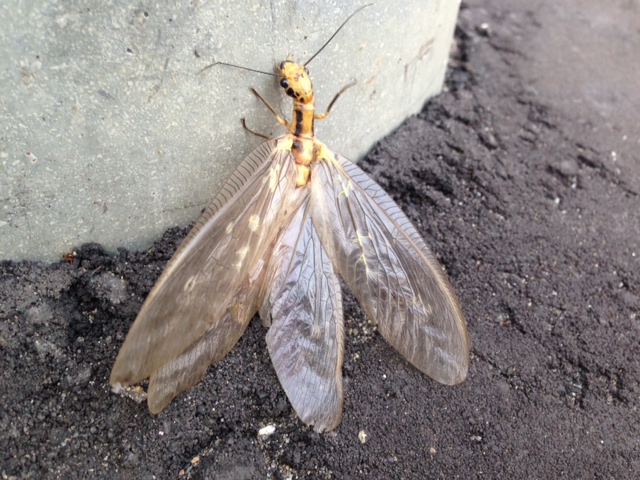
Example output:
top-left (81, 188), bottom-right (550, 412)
top-left (2, 1), bottom-right (639, 478)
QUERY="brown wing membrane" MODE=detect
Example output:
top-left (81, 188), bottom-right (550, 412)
top-left (110, 138), bottom-right (304, 388)
top-left (141, 141), bottom-right (287, 411)
top-left (260, 201), bottom-right (344, 432)
top-left (310, 147), bottom-right (469, 385)
top-left (146, 253), bottom-right (269, 413)
top-left (172, 140), bottom-right (282, 259)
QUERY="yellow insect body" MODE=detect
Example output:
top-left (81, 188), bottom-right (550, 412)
top-left (111, 10), bottom-right (469, 433)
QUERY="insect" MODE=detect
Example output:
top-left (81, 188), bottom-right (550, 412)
top-left (62, 251), bottom-right (77, 265)
top-left (110, 5), bottom-right (469, 432)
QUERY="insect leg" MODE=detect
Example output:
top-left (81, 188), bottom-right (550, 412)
top-left (314, 81), bottom-right (357, 120)
top-left (250, 87), bottom-right (289, 126)
top-left (241, 118), bottom-right (271, 139)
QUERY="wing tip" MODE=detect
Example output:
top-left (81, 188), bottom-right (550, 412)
top-left (147, 396), bottom-right (168, 415)
top-left (109, 362), bottom-right (140, 388)
top-left (445, 365), bottom-right (469, 386)
top-left (437, 351), bottom-right (470, 386)
top-left (306, 409), bottom-right (343, 433)
top-left (110, 345), bottom-right (157, 388)
top-left (109, 364), bottom-right (129, 388)
top-left (283, 386), bottom-right (344, 433)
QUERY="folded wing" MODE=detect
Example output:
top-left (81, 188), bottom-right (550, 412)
top-left (111, 138), bottom-right (304, 389)
top-left (146, 253), bottom-right (269, 413)
top-left (261, 201), bottom-right (344, 432)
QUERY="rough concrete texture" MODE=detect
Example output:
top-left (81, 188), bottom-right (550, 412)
top-left (0, 0), bottom-right (459, 261)
top-left (1, 0), bottom-right (639, 478)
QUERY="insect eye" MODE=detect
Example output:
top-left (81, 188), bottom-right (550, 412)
top-left (305, 67), bottom-right (309, 75)
top-left (280, 79), bottom-right (289, 89)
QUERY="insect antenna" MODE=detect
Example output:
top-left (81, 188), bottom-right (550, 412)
top-left (198, 4), bottom-right (372, 76)
top-left (197, 61), bottom-right (279, 77)
top-left (304, 3), bottom-right (373, 67)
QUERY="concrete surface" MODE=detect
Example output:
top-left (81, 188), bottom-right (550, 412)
top-left (0, 0), bottom-right (460, 261)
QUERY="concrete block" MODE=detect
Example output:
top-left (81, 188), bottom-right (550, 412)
top-left (0, 0), bottom-right (461, 261)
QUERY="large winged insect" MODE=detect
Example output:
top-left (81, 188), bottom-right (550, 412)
top-left (110, 6), bottom-right (470, 432)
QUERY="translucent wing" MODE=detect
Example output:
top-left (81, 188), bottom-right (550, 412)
top-left (146, 253), bottom-right (269, 413)
top-left (142, 140), bottom-right (287, 411)
top-left (111, 138), bottom-right (304, 388)
top-left (172, 140), bottom-right (282, 259)
top-left (260, 201), bottom-right (344, 432)
top-left (310, 147), bottom-right (469, 385)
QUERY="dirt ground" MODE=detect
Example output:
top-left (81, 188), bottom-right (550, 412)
top-left (2, 1), bottom-right (639, 478)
